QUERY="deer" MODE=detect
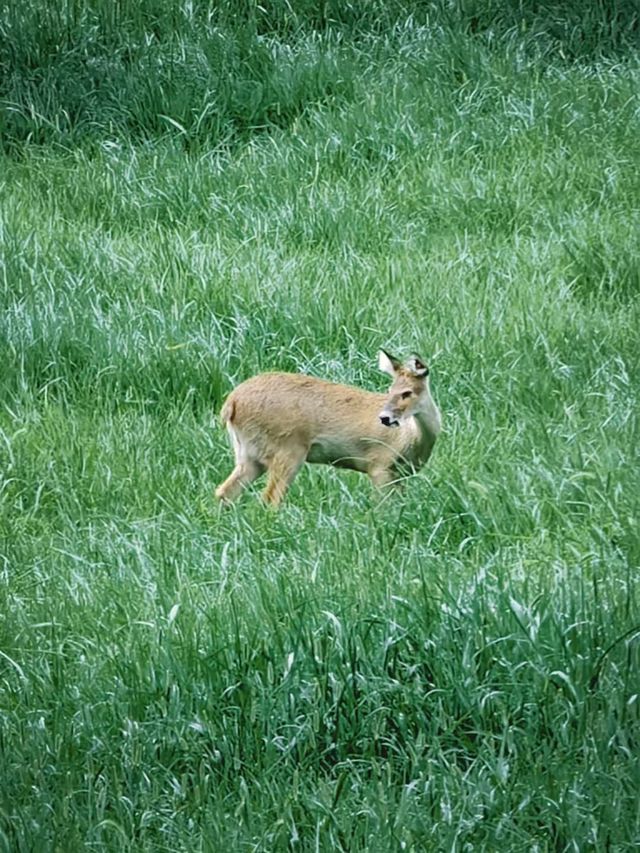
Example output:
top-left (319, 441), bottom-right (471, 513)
top-left (215, 350), bottom-right (441, 507)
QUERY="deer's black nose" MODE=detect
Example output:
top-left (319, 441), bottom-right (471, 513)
top-left (380, 414), bottom-right (398, 427)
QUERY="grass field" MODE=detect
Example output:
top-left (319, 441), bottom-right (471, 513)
top-left (1, 2), bottom-right (639, 849)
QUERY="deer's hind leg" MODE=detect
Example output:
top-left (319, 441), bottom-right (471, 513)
top-left (215, 426), bottom-right (265, 504)
top-left (215, 459), bottom-right (264, 503)
top-left (262, 446), bottom-right (307, 508)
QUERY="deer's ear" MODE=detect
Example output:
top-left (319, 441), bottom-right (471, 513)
top-left (378, 350), bottom-right (401, 376)
top-left (405, 354), bottom-right (429, 377)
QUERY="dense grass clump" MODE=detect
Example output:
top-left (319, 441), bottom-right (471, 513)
top-left (1, 2), bottom-right (639, 850)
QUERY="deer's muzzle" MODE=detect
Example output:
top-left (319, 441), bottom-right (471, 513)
top-left (379, 412), bottom-right (400, 428)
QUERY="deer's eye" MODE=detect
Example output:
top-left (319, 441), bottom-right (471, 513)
top-left (401, 390), bottom-right (413, 399)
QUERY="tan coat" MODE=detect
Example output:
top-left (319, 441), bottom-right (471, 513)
top-left (215, 351), bottom-right (441, 507)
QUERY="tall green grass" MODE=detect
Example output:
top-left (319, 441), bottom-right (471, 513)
top-left (1, 0), bottom-right (638, 149)
top-left (1, 3), bottom-right (639, 850)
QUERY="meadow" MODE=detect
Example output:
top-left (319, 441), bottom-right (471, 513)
top-left (1, 1), bottom-right (639, 849)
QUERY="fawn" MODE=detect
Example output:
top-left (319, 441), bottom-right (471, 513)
top-left (215, 350), bottom-right (441, 507)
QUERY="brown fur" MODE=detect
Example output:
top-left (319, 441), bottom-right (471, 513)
top-left (215, 351), bottom-right (441, 507)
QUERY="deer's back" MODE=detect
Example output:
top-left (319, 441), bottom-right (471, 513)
top-left (223, 372), bottom-right (383, 431)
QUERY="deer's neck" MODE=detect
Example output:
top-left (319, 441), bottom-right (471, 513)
top-left (407, 392), bottom-right (441, 465)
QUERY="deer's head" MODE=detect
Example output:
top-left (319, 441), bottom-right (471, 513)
top-left (378, 350), bottom-right (430, 428)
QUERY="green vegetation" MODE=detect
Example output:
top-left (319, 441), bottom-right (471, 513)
top-left (1, 1), bottom-right (639, 849)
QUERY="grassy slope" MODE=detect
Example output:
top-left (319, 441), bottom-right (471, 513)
top-left (1, 7), bottom-right (640, 851)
